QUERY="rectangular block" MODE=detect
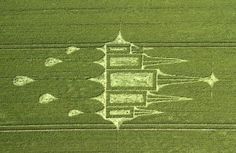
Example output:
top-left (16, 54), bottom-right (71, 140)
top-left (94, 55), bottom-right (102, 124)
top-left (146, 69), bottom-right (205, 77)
top-left (106, 44), bottom-right (131, 54)
top-left (107, 54), bottom-right (142, 69)
top-left (106, 107), bottom-right (134, 118)
top-left (107, 70), bottom-right (157, 90)
top-left (107, 91), bottom-right (146, 106)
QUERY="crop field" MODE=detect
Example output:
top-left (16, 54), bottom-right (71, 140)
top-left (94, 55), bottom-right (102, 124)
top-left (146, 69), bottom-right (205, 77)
top-left (0, 0), bottom-right (236, 153)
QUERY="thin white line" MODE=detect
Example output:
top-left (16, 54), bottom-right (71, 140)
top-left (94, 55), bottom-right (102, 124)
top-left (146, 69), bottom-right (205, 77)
top-left (0, 123), bottom-right (235, 128)
top-left (0, 124), bottom-right (114, 128)
top-left (1, 128), bottom-right (236, 133)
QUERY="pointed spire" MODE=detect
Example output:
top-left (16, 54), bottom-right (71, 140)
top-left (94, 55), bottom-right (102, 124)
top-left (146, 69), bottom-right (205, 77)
top-left (147, 92), bottom-right (192, 105)
top-left (96, 46), bottom-right (106, 53)
top-left (114, 31), bottom-right (128, 44)
top-left (92, 93), bottom-right (106, 104)
top-left (200, 73), bottom-right (219, 88)
top-left (157, 71), bottom-right (219, 89)
top-left (89, 73), bottom-right (106, 85)
top-left (142, 47), bottom-right (154, 51)
top-left (94, 58), bottom-right (106, 67)
top-left (106, 31), bottom-right (130, 45)
top-left (134, 108), bottom-right (163, 117)
top-left (108, 118), bottom-right (132, 130)
top-left (158, 72), bottom-right (202, 87)
top-left (143, 54), bottom-right (188, 67)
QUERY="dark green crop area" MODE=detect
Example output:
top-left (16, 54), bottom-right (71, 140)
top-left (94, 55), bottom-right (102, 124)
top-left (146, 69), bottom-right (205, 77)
top-left (0, 0), bottom-right (236, 153)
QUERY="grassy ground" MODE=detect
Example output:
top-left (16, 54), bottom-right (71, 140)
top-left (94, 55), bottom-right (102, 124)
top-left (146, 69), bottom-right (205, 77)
top-left (0, 0), bottom-right (236, 152)
top-left (0, 130), bottom-right (236, 153)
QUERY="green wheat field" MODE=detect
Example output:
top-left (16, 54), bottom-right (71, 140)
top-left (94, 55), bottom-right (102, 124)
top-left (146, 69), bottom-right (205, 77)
top-left (0, 0), bottom-right (236, 153)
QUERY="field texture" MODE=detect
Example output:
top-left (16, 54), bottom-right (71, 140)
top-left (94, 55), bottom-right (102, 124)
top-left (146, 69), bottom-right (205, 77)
top-left (0, 0), bottom-right (236, 153)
